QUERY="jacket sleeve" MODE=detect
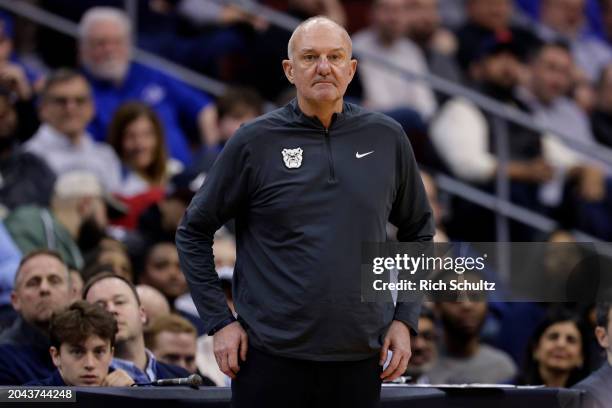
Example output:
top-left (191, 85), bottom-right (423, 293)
top-left (388, 128), bottom-right (435, 334)
top-left (175, 131), bottom-right (251, 334)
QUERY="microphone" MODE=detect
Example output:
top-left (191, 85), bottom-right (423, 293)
top-left (150, 374), bottom-right (203, 389)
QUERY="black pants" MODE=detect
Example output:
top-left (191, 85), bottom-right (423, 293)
top-left (231, 346), bottom-right (382, 408)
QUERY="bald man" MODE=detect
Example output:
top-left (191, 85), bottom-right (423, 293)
top-left (177, 17), bottom-right (434, 408)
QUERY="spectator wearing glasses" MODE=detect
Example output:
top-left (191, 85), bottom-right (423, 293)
top-left (24, 68), bottom-right (121, 192)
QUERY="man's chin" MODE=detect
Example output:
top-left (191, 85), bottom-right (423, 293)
top-left (76, 377), bottom-right (101, 386)
top-left (310, 90), bottom-right (340, 103)
top-left (85, 62), bottom-right (129, 82)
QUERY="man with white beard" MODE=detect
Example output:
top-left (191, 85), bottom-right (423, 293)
top-left (78, 7), bottom-right (212, 166)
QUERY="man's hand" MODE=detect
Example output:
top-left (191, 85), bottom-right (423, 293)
top-left (213, 321), bottom-right (248, 379)
top-left (507, 159), bottom-right (554, 183)
top-left (577, 165), bottom-right (605, 202)
top-left (102, 369), bottom-right (135, 387)
top-left (379, 320), bottom-right (412, 382)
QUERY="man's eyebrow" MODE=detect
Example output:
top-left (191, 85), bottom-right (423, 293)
top-left (298, 47), bottom-right (346, 54)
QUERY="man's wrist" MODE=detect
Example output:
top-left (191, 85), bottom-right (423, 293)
top-left (393, 319), bottom-right (416, 336)
top-left (208, 316), bottom-right (237, 336)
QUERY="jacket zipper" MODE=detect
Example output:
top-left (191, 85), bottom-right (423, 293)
top-left (324, 128), bottom-right (336, 183)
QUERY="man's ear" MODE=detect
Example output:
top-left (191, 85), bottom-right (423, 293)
top-left (50, 346), bottom-right (61, 368)
top-left (10, 291), bottom-right (20, 313)
top-left (595, 326), bottom-right (610, 350)
top-left (139, 306), bottom-right (147, 326)
top-left (348, 58), bottom-right (358, 81)
top-left (282, 60), bottom-right (294, 84)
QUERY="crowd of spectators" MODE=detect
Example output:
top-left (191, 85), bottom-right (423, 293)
top-left (0, 0), bottom-right (610, 394)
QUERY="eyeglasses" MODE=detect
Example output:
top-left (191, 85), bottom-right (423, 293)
top-left (47, 95), bottom-right (91, 107)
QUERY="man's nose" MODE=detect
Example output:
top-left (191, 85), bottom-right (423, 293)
top-left (39, 279), bottom-right (51, 294)
top-left (84, 352), bottom-right (96, 369)
top-left (106, 302), bottom-right (118, 315)
top-left (316, 57), bottom-right (331, 75)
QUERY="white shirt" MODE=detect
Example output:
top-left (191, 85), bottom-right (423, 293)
top-left (430, 97), bottom-right (580, 183)
top-left (353, 29), bottom-right (437, 119)
top-left (25, 124), bottom-right (121, 192)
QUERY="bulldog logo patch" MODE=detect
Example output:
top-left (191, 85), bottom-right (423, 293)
top-left (282, 148), bottom-right (303, 169)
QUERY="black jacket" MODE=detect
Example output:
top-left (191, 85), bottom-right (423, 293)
top-left (177, 99), bottom-right (434, 361)
top-left (0, 316), bottom-right (55, 385)
top-left (25, 369), bottom-right (66, 386)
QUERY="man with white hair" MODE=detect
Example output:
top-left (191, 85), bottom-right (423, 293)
top-left (78, 7), bottom-right (212, 166)
top-left (177, 16), bottom-right (433, 408)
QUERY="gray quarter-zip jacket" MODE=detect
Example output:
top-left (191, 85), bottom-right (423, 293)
top-left (176, 99), bottom-right (434, 361)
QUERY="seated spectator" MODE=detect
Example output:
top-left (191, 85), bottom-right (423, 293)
top-left (5, 171), bottom-right (116, 270)
top-left (0, 88), bottom-right (53, 216)
top-left (144, 313), bottom-right (215, 385)
top-left (518, 306), bottom-right (589, 387)
top-left (78, 7), bottom-right (212, 165)
top-left (523, 41), bottom-right (595, 149)
top-left (108, 102), bottom-right (181, 229)
top-left (591, 64), bottom-right (612, 148)
top-left (405, 0), bottom-right (463, 96)
top-left (520, 41), bottom-right (608, 206)
top-left (83, 244), bottom-right (133, 283)
top-left (405, 307), bottom-right (438, 384)
top-left (430, 35), bottom-right (553, 240)
top-left (28, 301), bottom-right (134, 387)
top-left (139, 242), bottom-right (188, 305)
top-left (83, 272), bottom-right (189, 383)
top-left (428, 272), bottom-right (517, 384)
top-left (193, 87), bottom-right (263, 170)
top-left (573, 301), bottom-right (612, 407)
top-left (0, 250), bottom-right (73, 384)
top-left (455, 0), bottom-right (540, 74)
top-left (538, 0), bottom-right (612, 81)
top-left (136, 285), bottom-right (171, 329)
top-left (352, 0), bottom-right (437, 119)
top-left (25, 69), bottom-right (121, 192)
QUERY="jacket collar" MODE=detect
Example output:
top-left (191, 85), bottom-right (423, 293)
top-left (1, 315), bottom-right (51, 350)
top-left (289, 98), bottom-right (349, 129)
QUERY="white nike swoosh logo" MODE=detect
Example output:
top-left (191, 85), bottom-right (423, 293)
top-left (356, 151), bottom-right (374, 159)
